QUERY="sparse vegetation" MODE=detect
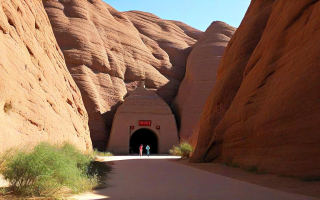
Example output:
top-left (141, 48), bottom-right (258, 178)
top-left (0, 148), bottom-right (15, 173)
top-left (223, 163), bottom-right (240, 168)
top-left (223, 163), bottom-right (264, 174)
top-left (169, 141), bottom-right (194, 159)
top-left (92, 149), bottom-right (114, 157)
top-left (299, 176), bottom-right (320, 182)
top-left (3, 102), bottom-right (12, 113)
top-left (1, 142), bottom-right (111, 198)
top-left (246, 166), bottom-right (259, 174)
top-left (0, 187), bottom-right (7, 195)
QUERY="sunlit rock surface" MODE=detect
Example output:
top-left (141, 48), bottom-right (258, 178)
top-left (0, 0), bottom-right (91, 152)
top-left (43, 0), bottom-right (202, 150)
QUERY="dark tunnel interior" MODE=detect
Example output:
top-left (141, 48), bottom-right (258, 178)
top-left (130, 129), bottom-right (158, 154)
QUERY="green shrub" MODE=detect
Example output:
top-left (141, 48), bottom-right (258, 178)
top-left (92, 149), bottom-right (114, 157)
top-left (0, 148), bottom-right (15, 173)
top-left (87, 161), bottom-right (113, 189)
top-left (169, 146), bottom-right (182, 156)
top-left (0, 187), bottom-right (8, 195)
top-left (169, 142), bottom-right (193, 158)
top-left (2, 143), bottom-right (100, 197)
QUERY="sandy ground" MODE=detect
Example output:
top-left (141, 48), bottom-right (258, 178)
top-left (0, 175), bottom-right (8, 188)
top-left (175, 159), bottom-right (320, 198)
top-left (1, 156), bottom-right (318, 199)
top-left (71, 156), bottom-right (319, 200)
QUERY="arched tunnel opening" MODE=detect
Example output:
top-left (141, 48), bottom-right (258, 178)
top-left (130, 128), bottom-right (158, 154)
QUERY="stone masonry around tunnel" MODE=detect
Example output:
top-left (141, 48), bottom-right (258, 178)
top-left (107, 80), bottom-right (179, 154)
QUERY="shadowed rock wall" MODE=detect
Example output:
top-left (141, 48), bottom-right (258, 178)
top-left (171, 21), bottom-right (235, 144)
top-left (192, 0), bottom-right (320, 177)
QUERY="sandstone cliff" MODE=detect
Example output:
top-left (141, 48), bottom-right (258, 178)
top-left (191, 0), bottom-right (320, 177)
top-left (43, 0), bottom-right (202, 150)
top-left (171, 21), bottom-right (235, 143)
top-left (0, 0), bottom-right (91, 152)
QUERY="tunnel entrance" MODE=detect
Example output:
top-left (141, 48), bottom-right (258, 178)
top-left (130, 129), bottom-right (158, 154)
top-left (107, 80), bottom-right (179, 154)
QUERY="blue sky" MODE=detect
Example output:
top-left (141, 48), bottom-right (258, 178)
top-left (103, 0), bottom-right (251, 31)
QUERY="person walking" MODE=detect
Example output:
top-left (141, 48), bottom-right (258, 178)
top-left (146, 145), bottom-right (150, 157)
top-left (139, 144), bottom-right (143, 156)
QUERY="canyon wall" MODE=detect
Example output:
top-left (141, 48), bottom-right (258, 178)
top-left (43, 0), bottom-right (202, 150)
top-left (171, 21), bottom-right (235, 144)
top-left (192, 0), bottom-right (320, 177)
top-left (0, 0), bottom-right (91, 152)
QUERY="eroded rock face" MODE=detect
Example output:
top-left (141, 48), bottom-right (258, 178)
top-left (0, 0), bottom-right (91, 152)
top-left (169, 20), bottom-right (204, 40)
top-left (43, 0), bottom-right (202, 150)
top-left (192, 0), bottom-right (320, 177)
top-left (171, 21), bottom-right (235, 144)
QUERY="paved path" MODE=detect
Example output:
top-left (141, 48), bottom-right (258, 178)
top-left (73, 156), bottom-right (318, 200)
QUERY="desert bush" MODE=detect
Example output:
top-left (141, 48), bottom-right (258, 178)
top-left (0, 148), bottom-right (16, 173)
top-left (169, 146), bottom-right (182, 156)
top-left (169, 142), bottom-right (193, 158)
top-left (87, 161), bottom-right (113, 189)
top-left (92, 149), bottom-right (114, 157)
top-left (2, 142), bottom-right (101, 197)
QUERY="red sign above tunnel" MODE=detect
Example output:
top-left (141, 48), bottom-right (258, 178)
top-left (139, 120), bottom-right (151, 126)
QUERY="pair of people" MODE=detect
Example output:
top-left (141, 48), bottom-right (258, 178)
top-left (139, 144), bottom-right (150, 157)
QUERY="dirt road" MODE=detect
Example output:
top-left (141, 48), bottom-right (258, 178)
top-left (72, 156), bottom-right (318, 200)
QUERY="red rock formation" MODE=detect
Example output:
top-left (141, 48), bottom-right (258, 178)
top-left (123, 11), bottom-right (201, 103)
top-left (171, 21), bottom-right (235, 144)
top-left (192, 0), bottom-right (320, 177)
top-left (0, 0), bottom-right (91, 152)
top-left (43, 0), bottom-right (202, 150)
top-left (169, 20), bottom-right (204, 40)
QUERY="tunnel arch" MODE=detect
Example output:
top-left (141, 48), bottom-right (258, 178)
top-left (130, 128), bottom-right (158, 154)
